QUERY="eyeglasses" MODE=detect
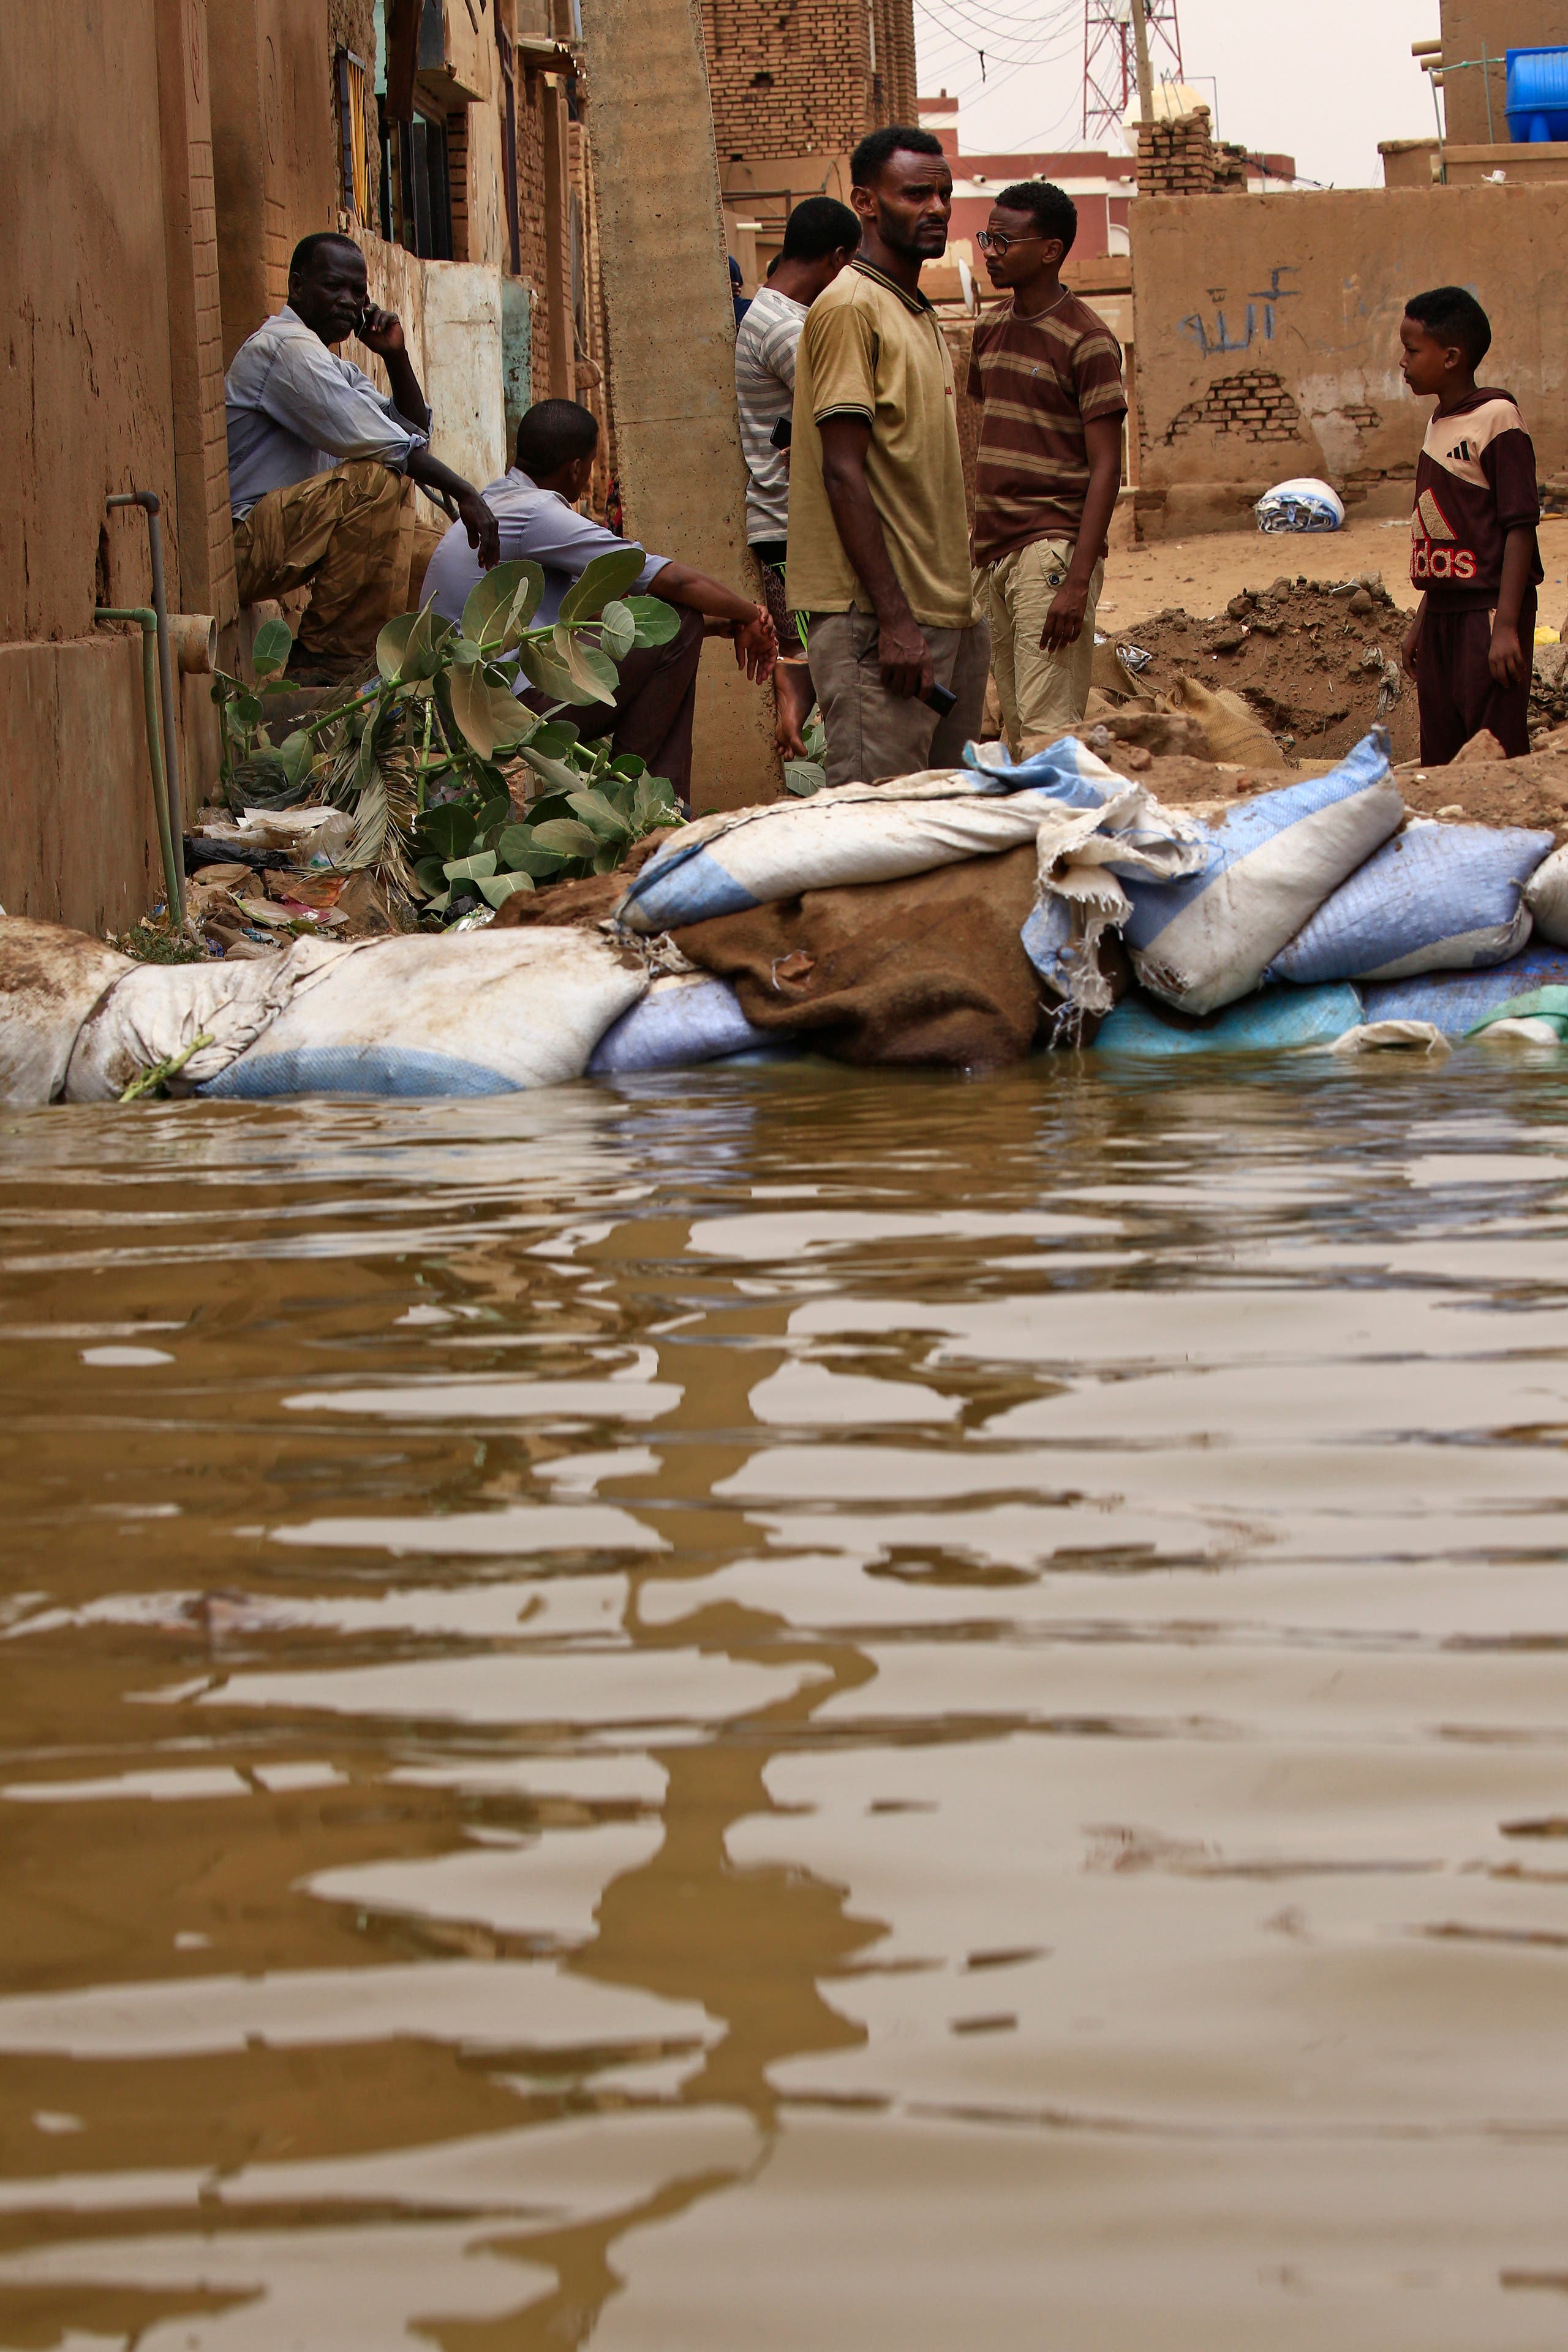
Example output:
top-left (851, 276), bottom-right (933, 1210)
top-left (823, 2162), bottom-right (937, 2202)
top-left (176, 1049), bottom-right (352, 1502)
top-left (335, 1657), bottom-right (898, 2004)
top-left (975, 229), bottom-right (1044, 256)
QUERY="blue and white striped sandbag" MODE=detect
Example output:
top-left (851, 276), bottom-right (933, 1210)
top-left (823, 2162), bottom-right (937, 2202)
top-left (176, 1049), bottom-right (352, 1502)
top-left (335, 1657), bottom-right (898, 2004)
top-left (962, 734), bottom-right (1135, 809)
top-left (1362, 946), bottom-right (1568, 1035)
top-left (1093, 982), bottom-right (1365, 1058)
top-left (588, 973), bottom-right (772, 1073)
top-left (619, 753), bottom-right (1134, 935)
top-left (1123, 730), bottom-right (1403, 1016)
top-left (1266, 820), bottom-right (1553, 984)
top-left (199, 931), bottom-right (649, 1098)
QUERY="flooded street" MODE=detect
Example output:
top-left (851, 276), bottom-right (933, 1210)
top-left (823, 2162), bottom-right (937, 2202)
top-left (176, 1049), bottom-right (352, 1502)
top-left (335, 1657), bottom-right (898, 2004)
top-left (4, 1054), bottom-right (1568, 2348)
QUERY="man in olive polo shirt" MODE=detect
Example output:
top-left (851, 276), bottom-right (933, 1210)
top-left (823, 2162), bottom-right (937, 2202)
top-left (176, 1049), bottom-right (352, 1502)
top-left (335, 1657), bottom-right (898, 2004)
top-left (787, 124), bottom-right (987, 788)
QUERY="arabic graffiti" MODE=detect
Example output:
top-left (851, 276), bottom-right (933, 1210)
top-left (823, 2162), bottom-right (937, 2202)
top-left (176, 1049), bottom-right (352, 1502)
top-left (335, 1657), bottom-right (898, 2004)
top-left (1177, 267), bottom-right (1300, 357)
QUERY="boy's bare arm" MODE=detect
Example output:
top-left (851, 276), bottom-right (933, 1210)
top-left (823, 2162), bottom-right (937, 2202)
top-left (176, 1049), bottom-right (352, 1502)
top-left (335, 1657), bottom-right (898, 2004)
top-left (1490, 526), bottom-right (1534, 688)
top-left (1040, 415), bottom-right (1123, 652)
top-left (1400, 594), bottom-right (1427, 682)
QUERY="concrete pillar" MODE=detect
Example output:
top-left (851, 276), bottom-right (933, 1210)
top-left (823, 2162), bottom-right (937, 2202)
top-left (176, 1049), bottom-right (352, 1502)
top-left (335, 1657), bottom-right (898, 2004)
top-left (581, 0), bottom-right (778, 813)
top-left (155, 0), bottom-right (238, 625)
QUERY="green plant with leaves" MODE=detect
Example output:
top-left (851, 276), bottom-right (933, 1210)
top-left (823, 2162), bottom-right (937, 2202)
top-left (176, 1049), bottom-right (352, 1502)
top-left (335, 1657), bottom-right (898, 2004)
top-left (782, 706), bottom-right (828, 797)
top-left (208, 551), bottom-right (684, 922)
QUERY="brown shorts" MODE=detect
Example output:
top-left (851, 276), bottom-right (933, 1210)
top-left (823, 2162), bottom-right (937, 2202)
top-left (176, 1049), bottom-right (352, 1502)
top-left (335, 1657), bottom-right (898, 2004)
top-left (751, 540), bottom-right (806, 657)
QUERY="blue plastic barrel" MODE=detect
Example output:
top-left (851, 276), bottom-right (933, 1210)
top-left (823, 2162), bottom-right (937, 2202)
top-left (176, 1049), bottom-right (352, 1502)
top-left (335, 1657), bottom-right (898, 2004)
top-left (1506, 45), bottom-right (1568, 143)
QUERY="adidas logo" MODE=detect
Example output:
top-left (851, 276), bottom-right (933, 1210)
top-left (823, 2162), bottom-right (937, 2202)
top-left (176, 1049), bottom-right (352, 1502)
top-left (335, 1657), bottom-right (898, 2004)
top-left (1415, 487), bottom-right (1455, 541)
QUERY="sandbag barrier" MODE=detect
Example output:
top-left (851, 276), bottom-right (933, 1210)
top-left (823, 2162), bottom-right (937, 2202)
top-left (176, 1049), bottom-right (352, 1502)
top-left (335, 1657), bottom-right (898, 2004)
top-left (5, 726), bottom-right (1568, 1101)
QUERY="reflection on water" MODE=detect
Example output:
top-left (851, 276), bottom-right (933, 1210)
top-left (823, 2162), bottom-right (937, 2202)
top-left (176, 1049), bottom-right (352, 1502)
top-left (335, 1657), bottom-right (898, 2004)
top-left (4, 1057), bottom-right (1568, 2347)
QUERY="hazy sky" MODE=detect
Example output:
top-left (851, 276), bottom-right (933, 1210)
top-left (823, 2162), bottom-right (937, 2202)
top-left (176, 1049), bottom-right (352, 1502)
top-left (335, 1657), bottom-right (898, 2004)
top-left (914, 0), bottom-right (1442, 189)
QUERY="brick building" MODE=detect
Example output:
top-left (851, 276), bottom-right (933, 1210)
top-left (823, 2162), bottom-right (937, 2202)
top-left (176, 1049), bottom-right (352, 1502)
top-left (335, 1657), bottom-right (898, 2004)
top-left (704, 0), bottom-right (918, 287)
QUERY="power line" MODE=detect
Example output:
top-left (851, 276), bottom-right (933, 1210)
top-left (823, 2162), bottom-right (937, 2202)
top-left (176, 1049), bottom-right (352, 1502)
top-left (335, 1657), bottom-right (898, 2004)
top-left (916, 0), bottom-right (1079, 31)
top-left (913, 2), bottom-right (1078, 67)
top-left (914, 1), bottom-right (1082, 94)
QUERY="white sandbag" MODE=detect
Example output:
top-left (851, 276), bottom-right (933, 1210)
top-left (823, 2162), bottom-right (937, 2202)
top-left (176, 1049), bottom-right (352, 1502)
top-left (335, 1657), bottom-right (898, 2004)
top-left (1267, 820), bottom-right (1552, 984)
top-left (1019, 786), bottom-right (1214, 1016)
top-left (1255, 477), bottom-right (1344, 533)
top-left (64, 938), bottom-right (365, 1102)
top-left (587, 973), bottom-right (771, 1074)
top-left (0, 919), bottom-right (132, 1105)
top-left (1125, 729), bottom-right (1403, 1016)
top-left (1325, 1020), bottom-right (1450, 1058)
top-left (200, 929), bottom-right (649, 1098)
top-left (1525, 843), bottom-right (1568, 947)
top-left (619, 761), bottom-right (1127, 933)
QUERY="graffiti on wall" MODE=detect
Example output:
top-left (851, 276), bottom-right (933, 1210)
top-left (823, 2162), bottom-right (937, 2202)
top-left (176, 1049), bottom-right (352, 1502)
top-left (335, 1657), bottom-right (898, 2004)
top-left (1178, 266), bottom-right (1300, 358)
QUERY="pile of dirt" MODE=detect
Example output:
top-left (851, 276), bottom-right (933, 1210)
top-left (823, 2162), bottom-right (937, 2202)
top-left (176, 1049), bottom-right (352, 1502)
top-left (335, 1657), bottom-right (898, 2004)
top-left (1394, 746), bottom-right (1568, 839)
top-left (1075, 733), bottom-right (1568, 845)
top-left (1532, 643), bottom-right (1568, 736)
top-left (1116, 573), bottom-right (1418, 764)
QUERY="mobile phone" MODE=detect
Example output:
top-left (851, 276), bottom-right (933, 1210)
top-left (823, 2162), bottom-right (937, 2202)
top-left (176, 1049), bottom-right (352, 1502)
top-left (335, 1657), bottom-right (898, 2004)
top-left (769, 415), bottom-right (793, 450)
top-left (923, 680), bottom-right (958, 716)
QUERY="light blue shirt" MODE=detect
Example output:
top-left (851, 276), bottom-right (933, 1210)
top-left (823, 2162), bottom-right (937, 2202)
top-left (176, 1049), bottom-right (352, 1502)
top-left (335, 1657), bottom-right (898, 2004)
top-left (423, 469), bottom-right (666, 628)
top-left (225, 306), bottom-right (429, 518)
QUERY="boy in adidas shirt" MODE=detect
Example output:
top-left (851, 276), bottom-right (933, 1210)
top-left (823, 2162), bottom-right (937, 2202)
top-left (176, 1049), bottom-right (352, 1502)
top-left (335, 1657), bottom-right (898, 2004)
top-left (1399, 285), bottom-right (1542, 760)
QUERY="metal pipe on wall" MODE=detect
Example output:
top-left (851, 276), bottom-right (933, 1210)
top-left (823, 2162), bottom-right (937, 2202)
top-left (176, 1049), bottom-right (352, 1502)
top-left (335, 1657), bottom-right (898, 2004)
top-left (107, 493), bottom-right (184, 878)
top-left (93, 608), bottom-right (185, 922)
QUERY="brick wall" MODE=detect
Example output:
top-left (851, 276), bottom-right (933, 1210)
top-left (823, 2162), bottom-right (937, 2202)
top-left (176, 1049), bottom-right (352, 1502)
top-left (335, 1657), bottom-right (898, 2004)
top-left (1135, 107), bottom-right (1248, 198)
top-left (1161, 367), bottom-right (1305, 448)
top-left (703, 0), bottom-right (917, 162)
top-left (447, 105), bottom-right (472, 257)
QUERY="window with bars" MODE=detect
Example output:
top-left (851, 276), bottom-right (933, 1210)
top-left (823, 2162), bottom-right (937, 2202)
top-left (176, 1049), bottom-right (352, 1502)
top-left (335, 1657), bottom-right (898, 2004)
top-left (379, 103), bottom-right (454, 259)
top-left (337, 49), bottom-right (371, 222)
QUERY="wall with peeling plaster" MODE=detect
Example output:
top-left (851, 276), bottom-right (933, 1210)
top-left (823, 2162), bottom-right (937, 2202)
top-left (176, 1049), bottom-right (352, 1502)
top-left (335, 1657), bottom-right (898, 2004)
top-left (1129, 183), bottom-right (1568, 540)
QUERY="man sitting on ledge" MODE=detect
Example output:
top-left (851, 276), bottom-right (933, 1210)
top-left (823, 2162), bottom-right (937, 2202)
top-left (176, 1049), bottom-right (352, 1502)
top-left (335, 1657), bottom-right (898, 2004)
top-left (423, 399), bottom-right (777, 805)
top-left (225, 231), bottom-right (499, 683)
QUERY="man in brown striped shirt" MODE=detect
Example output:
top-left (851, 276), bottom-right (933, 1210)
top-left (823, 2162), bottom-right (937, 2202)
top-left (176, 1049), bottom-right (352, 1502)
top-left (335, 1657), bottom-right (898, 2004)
top-left (968, 182), bottom-right (1126, 756)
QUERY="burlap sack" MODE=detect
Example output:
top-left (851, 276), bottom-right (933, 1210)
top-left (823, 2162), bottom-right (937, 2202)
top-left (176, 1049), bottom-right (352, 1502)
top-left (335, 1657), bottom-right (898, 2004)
top-left (1163, 675), bottom-right (1283, 767)
top-left (671, 845), bottom-right (1046, 1071)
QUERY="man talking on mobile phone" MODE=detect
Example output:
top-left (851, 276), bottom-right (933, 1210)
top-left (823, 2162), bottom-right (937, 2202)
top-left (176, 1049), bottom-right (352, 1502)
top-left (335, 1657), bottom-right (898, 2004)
top-left (225, 233), bottom-right (499, 684)
top-left (786, 127), bottom-right (989, 788)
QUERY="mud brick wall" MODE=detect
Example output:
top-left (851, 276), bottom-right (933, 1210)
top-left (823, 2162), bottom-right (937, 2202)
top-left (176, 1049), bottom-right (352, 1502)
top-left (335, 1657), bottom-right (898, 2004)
top-left (1163, 368), bottom-right (1303, 447)
top-left (1129, 179), bottom-right (1568, 540)
top-left (703, 0), bottom-right (917, 162)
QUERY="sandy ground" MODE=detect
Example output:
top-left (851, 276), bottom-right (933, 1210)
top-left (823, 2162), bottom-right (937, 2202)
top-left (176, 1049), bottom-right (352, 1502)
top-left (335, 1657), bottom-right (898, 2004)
top-left (1101, 514), bottom-right (1568, 635)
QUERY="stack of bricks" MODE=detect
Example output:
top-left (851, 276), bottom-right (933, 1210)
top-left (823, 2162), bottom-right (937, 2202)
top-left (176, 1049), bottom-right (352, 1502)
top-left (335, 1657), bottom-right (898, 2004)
top-left (1210, 140), bottom-right (1250, 193)
top-left (704, 0), bottom-right (917, 163)
top-left (1136, 106), bottom-right (1225, 196)
top-left (1165, 368), bottom-right (1305, 446)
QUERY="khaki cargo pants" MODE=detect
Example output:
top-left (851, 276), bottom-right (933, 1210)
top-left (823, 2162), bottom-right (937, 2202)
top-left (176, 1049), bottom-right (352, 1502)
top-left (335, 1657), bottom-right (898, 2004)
top-left (233, 460), bottom-right (415, 667)
top-left (974, 536), bottom-right (1104, 758)
top-left (804, 608), bottom-right (992, 789)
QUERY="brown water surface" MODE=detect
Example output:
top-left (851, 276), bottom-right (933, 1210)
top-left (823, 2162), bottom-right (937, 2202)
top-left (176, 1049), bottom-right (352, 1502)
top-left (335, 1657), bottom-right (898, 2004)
top-left (3, 1055), bottom-right (1568, 2348)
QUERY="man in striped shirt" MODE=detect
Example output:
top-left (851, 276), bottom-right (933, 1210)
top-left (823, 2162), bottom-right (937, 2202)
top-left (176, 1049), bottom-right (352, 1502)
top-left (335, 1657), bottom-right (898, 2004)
top-left (734, 198), bottom-right (861, 753)
top-left (968, 181), bottom-right (1126, 756)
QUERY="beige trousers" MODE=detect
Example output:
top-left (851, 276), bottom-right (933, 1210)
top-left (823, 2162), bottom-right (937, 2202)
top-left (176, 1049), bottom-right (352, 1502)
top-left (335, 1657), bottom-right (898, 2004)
top-left (233, 461), bottom-right (415, 665)
top-left (804, 608), bottom-right (992, 790)
top-left (974, 536), bottom-right (1104, 757)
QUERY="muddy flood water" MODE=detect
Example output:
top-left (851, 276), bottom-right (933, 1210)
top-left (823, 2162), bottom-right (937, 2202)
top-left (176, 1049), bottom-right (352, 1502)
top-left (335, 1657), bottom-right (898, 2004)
top-left (4, 1052), bottom-right (1568, 2348)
